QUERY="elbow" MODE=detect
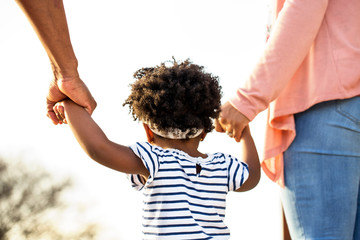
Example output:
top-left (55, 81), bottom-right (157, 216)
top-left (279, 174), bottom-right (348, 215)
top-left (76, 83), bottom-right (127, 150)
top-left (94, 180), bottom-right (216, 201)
top-left (86, 148), bottom-right (101, 162)
top-left (251, 167), bottom-right (261, 189)
top-left (246, 168), bottom-right (261, 191)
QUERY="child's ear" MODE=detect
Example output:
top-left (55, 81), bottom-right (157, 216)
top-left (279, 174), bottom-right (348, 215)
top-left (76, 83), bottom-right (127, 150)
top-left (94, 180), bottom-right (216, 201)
top-left (143, 123), bottom-right (154, 143)
top-left (200, 131), bottom-right (207, 141)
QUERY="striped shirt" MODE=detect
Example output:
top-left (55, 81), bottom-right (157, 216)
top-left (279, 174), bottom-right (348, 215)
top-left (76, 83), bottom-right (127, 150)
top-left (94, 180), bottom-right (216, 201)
top-left (128, 142), bottom-right (249, 240)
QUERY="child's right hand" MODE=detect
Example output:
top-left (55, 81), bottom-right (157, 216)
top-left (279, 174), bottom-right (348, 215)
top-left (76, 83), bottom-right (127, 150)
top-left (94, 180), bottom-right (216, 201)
top-left (53, 101), bottom-right (67, 124)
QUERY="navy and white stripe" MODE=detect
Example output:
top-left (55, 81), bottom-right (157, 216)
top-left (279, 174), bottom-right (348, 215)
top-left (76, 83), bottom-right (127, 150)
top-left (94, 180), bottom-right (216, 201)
top-left (128, 142), bottom-right (249, 240)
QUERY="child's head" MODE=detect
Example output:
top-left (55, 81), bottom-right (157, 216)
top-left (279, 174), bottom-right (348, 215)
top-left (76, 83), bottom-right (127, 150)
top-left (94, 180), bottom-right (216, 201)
top-left (123, 58), bottom-right (222, 139)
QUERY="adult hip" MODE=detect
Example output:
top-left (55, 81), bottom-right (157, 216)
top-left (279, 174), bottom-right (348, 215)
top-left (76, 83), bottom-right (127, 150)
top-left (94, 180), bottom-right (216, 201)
top-left (281, 96), bottom-right (360, 239)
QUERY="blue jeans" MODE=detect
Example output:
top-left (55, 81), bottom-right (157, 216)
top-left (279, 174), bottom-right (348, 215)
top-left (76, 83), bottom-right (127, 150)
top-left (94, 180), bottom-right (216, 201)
top-left (280, 96), bottom-right (360, 240)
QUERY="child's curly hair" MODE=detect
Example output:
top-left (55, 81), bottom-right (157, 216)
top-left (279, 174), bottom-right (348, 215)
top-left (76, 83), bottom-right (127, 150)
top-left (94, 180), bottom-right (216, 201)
top-left (123, 58), bottom-right (222, 139)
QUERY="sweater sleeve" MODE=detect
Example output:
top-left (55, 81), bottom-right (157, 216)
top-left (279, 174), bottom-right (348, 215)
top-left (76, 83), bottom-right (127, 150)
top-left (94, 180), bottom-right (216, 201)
top-left (230, 0), bottom-right (329, 121)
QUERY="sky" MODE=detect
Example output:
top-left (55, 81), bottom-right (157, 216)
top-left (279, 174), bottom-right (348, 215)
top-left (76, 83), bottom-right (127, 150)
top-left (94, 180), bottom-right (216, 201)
top-left (0, 0), bottom-right (282, 239)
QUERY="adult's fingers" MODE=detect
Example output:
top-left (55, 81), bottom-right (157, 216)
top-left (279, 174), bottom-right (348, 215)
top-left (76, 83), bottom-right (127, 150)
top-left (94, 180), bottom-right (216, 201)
top-left (58, 77), bottom-right (97, 115)
top-left (232, 124), bottom-right (246, 142)
top-left (214, 118), bottom-right (226, 133)
top-left (47, 111), bottom-right (60, 125)
top-left (46, 79), bottom-right (67, 125)
top-left (217, 101), bottom-right (251, 142)
top-left (46, 100), bottom-right (60, 125)
top-left (215, 117), bottom-right (238, 140)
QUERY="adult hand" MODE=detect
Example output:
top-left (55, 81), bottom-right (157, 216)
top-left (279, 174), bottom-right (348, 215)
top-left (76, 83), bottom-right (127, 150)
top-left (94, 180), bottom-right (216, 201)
top-left (47, 76), bottom-right (96, 125)
top-left (215, 101), bottom-right (250, 142)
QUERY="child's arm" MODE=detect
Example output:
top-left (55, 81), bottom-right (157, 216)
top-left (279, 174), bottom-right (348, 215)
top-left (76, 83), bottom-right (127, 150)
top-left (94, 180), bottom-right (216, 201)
top-left (54, 100), bottom-right (149, 177)
top-left (234, 126), bottom-right (261, 192)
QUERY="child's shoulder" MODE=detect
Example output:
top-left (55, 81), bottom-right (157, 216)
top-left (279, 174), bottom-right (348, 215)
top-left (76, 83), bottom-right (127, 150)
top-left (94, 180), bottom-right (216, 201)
top-left (130, 142), bottom-right (242, 163)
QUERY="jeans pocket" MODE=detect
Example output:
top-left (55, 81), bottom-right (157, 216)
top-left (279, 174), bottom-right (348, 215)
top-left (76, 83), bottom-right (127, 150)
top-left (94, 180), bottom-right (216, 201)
top-left (336, 96), bottom-right (360, 124)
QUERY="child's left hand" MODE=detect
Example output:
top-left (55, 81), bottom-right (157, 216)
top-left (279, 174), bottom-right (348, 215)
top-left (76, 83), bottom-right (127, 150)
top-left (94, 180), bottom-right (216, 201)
top-left (53, 102), bottom-right (67, 124)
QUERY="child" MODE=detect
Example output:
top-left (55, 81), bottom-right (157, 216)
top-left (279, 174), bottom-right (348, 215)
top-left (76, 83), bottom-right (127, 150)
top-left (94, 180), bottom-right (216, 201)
top-left (54, 59), bottom-right (260, 239)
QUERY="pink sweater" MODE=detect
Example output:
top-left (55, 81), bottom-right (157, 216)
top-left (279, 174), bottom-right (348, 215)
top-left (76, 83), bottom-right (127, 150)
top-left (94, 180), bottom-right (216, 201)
top-left (230, 0), bottom-right (360, 187)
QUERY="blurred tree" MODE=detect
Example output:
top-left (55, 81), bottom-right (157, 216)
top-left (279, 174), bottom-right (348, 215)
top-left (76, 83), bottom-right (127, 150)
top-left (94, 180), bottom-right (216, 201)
top-left (0, 156), bottom-right (98, 240)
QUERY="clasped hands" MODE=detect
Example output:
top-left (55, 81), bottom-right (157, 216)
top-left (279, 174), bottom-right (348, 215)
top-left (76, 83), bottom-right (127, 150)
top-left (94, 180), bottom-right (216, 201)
top-left (47, 76), bottom-right (96, 125)
top-left (214, 101), bottom-right (250, 142)
top-left (50, 86), bottom-right (249, 142)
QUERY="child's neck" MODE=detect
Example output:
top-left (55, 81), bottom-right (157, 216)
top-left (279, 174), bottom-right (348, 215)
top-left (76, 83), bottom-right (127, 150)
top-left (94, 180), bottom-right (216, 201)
top-left (152, 136), bottom-right (207, 158)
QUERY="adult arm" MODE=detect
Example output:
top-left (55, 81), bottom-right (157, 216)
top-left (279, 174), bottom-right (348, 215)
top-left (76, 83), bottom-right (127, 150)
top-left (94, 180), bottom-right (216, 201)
top-left (54, 100), bottom-right (149, 176)
top-left (15, 0), bottom-right (96, 124)
top-left (216, 0), bottom-right (329, 141)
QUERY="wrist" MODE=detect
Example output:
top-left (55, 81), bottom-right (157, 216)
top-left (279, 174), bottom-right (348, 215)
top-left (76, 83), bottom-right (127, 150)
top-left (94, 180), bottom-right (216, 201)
top-left (51, 59), bottom-right (79, 80)
top-left (61, 99), bottom-right (77, 114)
top-left (228, 98), bottom-right (252, 122)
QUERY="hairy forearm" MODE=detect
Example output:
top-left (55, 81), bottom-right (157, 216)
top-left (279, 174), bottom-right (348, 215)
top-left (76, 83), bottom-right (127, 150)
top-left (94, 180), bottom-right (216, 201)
top-left (15, 0), bottom-right (79, 78)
